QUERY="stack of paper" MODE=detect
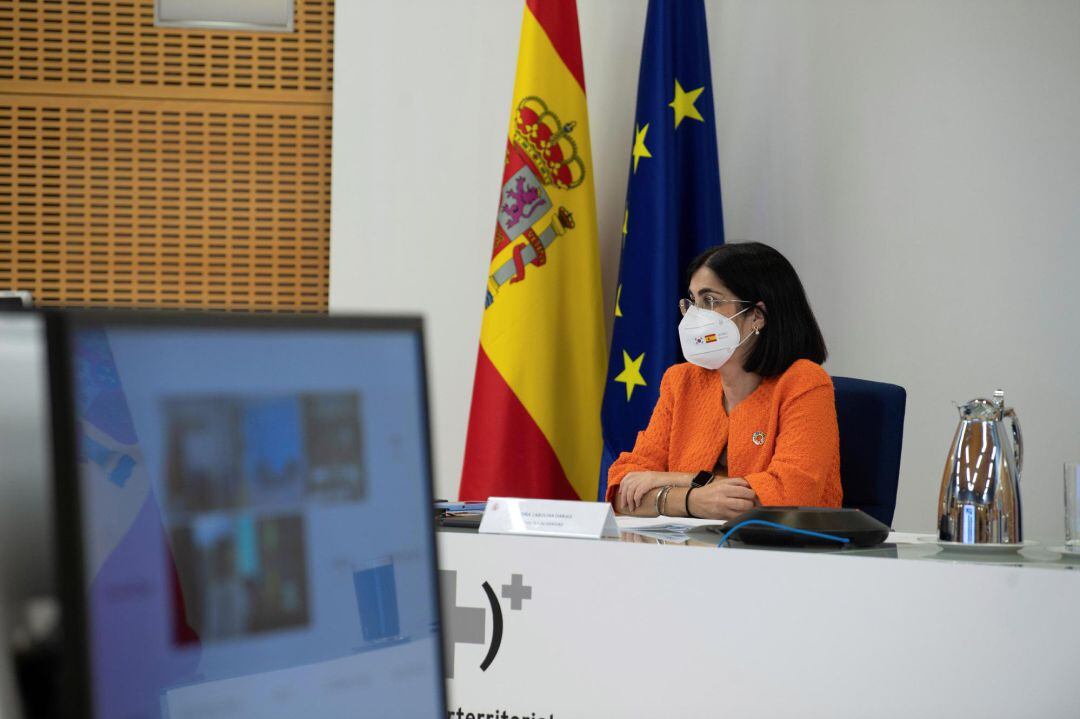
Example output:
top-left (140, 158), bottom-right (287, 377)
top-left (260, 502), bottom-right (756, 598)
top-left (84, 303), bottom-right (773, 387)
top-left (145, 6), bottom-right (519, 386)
top-left (615, 516), bottom-right (725, 543)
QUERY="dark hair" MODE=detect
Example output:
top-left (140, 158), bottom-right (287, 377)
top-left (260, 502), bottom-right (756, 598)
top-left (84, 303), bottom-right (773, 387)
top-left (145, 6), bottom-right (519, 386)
top-left (686, 241), bottom-right (827, 376)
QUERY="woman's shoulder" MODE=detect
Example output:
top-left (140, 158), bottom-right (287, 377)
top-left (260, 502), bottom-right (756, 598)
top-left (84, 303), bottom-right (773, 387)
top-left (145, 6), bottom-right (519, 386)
top-left (659, 361), bottom-right (717, 392)
top-left (773, 359), bottom-right (832, 395)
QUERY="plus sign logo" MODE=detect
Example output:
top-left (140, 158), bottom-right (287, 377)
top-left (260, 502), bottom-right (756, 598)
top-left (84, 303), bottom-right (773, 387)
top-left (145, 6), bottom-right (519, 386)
top-left (439, 570), bottom-right (532, 679)
top-left (501, 574), bottom-right (531, 610)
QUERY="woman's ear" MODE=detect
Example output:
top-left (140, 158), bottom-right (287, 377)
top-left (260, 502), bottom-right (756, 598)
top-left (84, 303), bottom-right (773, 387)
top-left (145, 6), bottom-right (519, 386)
top-left (754, 301), bottom-right (767, 331)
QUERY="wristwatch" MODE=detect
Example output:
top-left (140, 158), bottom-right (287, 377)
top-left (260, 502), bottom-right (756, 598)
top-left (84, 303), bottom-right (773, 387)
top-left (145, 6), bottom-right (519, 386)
top-left (690, 470), bottom-right (713, 489)
top-left (686, 471), bottom-right (713, 519)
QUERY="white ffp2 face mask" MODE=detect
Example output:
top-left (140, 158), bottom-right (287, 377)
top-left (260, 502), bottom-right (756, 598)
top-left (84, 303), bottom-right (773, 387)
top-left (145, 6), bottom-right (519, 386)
top-left (678, 305), bottom-right (754, 370)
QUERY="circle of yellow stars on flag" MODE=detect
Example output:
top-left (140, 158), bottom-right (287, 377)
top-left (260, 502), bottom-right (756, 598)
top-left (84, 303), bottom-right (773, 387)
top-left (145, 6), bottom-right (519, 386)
top-left (613, 77), bottom-right (706, 402)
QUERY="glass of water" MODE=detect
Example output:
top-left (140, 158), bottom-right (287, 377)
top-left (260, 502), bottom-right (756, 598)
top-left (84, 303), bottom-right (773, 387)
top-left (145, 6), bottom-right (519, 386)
top-left (1065, 463), bottom-right (1080, 550)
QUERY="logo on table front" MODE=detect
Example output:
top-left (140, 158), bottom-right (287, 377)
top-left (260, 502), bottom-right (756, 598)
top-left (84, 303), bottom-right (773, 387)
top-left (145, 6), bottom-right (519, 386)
top-left (439, 570), bottom-right (532, 679)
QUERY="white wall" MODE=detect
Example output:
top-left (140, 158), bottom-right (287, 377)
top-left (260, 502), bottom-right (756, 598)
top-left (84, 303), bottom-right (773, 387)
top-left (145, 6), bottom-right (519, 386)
top-left (331, 0), bottom-right (1080, 537)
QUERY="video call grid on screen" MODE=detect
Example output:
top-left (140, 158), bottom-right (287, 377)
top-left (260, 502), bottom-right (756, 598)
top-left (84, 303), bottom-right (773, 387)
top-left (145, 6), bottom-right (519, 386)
top-left (54, 314), bottom-right (446, 719)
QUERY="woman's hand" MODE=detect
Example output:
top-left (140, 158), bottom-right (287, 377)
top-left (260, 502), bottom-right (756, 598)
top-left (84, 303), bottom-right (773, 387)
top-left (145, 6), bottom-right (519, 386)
top-left (687, 477), bottom-right (758, 520)
top-left (617, 471), bottom-right (693, 513)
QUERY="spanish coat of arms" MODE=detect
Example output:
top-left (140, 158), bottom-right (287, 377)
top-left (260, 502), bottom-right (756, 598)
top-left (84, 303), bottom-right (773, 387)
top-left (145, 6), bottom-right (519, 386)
top-left (486, 96), bottom-right (586, 309)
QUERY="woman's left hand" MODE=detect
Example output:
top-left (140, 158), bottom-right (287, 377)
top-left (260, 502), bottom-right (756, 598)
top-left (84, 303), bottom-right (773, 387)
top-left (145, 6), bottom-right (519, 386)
top-left (686, 477), bottom-right (758, 520)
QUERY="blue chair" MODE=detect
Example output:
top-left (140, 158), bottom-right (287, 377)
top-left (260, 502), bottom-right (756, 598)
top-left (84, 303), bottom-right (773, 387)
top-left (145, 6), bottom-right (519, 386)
top-left (831, 376), bottom-right (906, 527)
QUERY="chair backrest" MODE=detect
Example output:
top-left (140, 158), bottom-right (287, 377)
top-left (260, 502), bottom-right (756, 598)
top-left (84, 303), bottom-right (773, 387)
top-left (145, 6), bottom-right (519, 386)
top-left (831, 376), bottom-right (906, 526)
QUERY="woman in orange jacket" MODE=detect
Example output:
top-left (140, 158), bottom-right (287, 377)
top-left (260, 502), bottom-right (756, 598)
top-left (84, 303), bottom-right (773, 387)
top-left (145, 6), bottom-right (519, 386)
top-left (608, 242), bottom-right (842, 519)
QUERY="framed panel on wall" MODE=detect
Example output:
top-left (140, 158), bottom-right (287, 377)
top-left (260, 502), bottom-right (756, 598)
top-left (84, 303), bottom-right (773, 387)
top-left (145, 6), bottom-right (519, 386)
top-left (0, 0), bottom-right (333, 312)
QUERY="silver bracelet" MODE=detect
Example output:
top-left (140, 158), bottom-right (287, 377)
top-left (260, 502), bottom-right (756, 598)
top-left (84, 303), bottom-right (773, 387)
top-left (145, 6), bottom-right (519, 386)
top-left (657, 484), bottom-right (674, 516)
top-left (653, 486), bottom-right (664, 516)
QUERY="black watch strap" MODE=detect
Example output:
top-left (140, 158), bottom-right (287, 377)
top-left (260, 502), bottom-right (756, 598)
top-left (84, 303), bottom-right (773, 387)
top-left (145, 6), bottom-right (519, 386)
top-left (691, 470), bottom-right (713, 488)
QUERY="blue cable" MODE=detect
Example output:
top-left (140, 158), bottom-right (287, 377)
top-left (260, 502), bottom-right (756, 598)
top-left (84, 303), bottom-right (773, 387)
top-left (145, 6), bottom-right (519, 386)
top-left (716, 519), bottom-right (851, 548)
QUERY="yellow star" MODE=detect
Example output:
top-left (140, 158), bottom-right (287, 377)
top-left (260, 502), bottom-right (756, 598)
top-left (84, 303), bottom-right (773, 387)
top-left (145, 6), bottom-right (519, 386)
top-left (632, 123), bottom-right (652, 173)
top-left (669, 79), bottom-right (705, 129)
top-left (615, 285), bottom-right (623, 318)
top-left (613, 350), bottom-right (646, 401)
top-left (622, 208), bottom-right (628, 236)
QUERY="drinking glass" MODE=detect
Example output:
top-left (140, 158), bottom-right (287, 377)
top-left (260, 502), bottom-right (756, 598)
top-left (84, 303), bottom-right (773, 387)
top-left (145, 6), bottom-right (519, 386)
top-left (1065, 463), bottom-right (1080, 549)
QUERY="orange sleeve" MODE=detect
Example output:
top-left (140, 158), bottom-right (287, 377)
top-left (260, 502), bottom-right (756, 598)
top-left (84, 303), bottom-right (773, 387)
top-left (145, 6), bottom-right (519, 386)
top-left (605, 370), bottom-right (675, 503)
top-left (743, 382), bottom-right (840, 507)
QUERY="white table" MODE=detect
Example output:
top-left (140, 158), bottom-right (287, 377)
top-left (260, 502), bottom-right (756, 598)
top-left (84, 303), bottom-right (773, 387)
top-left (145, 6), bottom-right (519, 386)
top-left (437, 522), bottom-right (1080, 719)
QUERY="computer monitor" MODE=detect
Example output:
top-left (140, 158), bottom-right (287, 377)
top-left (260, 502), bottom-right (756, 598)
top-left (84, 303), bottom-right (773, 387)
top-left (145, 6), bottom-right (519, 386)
top-left (0, 311), bottom-right (53, 719)
top-left (0, 312), bottom-right (53, 611)
top-left (47, 311), bottom-right (446, 719)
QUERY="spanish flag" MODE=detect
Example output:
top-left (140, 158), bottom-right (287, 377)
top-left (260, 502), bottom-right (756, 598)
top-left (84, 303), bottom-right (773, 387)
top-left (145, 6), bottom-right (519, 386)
top-left (459, 0), bottom-right (606, 502)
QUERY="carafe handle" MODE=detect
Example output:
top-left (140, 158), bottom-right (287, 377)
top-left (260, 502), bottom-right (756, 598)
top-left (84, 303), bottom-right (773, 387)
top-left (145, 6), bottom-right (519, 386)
top-left (1004, 407), bottom-right (1023, 474)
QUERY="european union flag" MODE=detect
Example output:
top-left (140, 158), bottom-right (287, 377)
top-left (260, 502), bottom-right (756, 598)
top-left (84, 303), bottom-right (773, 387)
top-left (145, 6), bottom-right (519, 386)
top-left (599, 0), bottom-right (724, 500)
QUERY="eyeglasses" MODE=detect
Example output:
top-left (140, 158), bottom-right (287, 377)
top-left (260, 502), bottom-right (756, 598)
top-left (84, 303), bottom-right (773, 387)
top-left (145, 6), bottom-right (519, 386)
top-left (679, 296), bottom-right (753, 315)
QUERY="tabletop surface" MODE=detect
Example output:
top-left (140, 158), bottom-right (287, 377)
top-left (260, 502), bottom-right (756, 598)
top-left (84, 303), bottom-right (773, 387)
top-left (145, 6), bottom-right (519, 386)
top-left (437, 515), bottom-right (1080, 572)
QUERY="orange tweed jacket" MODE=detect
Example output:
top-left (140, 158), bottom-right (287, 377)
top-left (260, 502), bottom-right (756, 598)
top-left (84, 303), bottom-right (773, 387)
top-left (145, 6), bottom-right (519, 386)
top-left (607, 359), bottom-right (842, 508)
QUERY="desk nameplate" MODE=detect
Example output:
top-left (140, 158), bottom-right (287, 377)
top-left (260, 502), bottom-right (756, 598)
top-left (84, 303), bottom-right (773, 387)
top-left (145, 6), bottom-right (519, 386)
top-left (478, 497), bottom-right (618, 539)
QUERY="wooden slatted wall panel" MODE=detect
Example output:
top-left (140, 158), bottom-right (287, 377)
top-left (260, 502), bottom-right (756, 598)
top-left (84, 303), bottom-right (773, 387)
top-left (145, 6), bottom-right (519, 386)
top-left (0, 0), bottom-right (333, 311)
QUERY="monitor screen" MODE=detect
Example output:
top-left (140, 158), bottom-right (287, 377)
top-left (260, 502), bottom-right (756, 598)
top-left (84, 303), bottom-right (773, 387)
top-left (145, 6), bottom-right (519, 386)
top-left (52, 313), bottom-right (445, 719)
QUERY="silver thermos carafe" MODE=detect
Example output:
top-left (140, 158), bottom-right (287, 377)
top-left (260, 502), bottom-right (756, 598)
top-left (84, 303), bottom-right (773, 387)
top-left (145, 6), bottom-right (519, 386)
top-left (938, 389), bottom-right (1023, 543)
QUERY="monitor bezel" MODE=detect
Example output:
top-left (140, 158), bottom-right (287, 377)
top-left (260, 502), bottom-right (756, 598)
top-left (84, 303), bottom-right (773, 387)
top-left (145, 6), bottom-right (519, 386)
top-left (45, 309), bottom-right (447, 719)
